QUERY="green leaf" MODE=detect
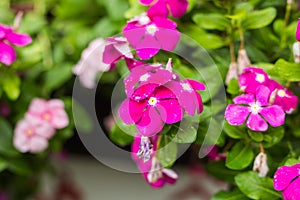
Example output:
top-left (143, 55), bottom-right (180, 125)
top-left (44, 63), bottom-right (73, 92)
top-left (235, 171), bottom-right (282, 199)
top-left (223, 121), bottom-right (245, 139)
top-left (284, 158), bottom-right (300, 166)
top-left (180, 24), bottom-right (226, 49)
top-left (7, 158), bottom-right (31, 175)
top-left (263, 126), bottom-right (284, 148)
top-left (103, 0), bottom-right (128, 21)
top-left (0, 72), bottom-right (21, 100)
top-left (226, 141), bottom-right (254, 170)
top-left (212, 188), bottom-right (248, 200)
top-left (248, 130), bottom-right (264, 142)
top-left (72, 100), bottom-right (93, 133)
top-left (157, 135), bottom-right (177, 168)
top-left (274, 59), bottom-right (300, 82)
top-left (171, 117), bottom-right (198, 143)
top-left (0, 157), bottom-right (7, 173)
top-left (193, 13), bottom-right (230, 31)
top-left (242, 7), bottom-right (276, 30)
top-left (226, 78), bottom-right (240, 95)
top-left (125, 0), bottom-right (146, 19)
top-left (109, 120), bottom-right (135, 147)
top-left (0, 117), bottom-right (19, 157)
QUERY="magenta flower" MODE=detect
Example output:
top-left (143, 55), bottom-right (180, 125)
top-left (73, 38), bottom-right (111, 89)
top-left (225, 85), bottom-right (285, 132)
top-left (268, 80), bottom-right (298, 114)
top-left (274, 163), bottom-right (300, 200)
top-left (132, 135), bottom-right (178, 188)
top-left (120, 83), bottom-right (184, 136)
top-left (296, 18), bottom-right (300, 42)
top-left (239, 67), bottom-right (270, 93)
top-left (26, 98), bottom-right (69, 129)
top-left (125, 58), bottom-right (146, 71)
top-left (0, 24), bottom-right (32, 65)
top-left (102, 36), bottom-right (133, 65)
top-left (13, 118), bottom-right (55, 153)
top-left (139, 0), bottom-right (188, 18)
top-left (123, 13), bottom-right (180, 60)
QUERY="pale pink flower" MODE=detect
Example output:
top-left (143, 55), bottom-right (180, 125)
top-left (73, 38), bottom-right (110, 89)
top-left (13, 118), bottom-right (55, 153)
top-left (26, 98), bottom-right (69, 129)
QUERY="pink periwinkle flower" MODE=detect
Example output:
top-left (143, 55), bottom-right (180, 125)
top-left (13, 118), bottom-right (55, 153)
top-left (123, 13), bottom-right (180, 60)
top-left (239, 67), bottom-right (270, 93)
top-left (274, 163), bottom-right (300, 200)
top-left (0, 24), bottom-right (32, 65)
top-left (73, 38), bottom-right (111, 89)
top-left (102, 36), bottom-right (133, 65)
top-left (139, 0), bottom-right (188, 18)
top-left (225, 85), bottom-right (285, 132)
top-left (26, 98), bottom-right (69, 129)
top-left (120, 62), bottom-right (205, 136)
top-left (132, 135), bottom-right (178, 188)
top-left (296, 18), bottom-right (300, 42)
top-left (125, 58), bottom-right (146, 71)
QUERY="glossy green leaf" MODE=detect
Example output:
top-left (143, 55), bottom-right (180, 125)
top-left (193, 13), bottom-right (230, 31)
top-left (248, 130), bottom-right (264, 142)
top-left (226, 78), bottom-right (240, 95)
top-left (263, 126), bottom-right (284, 148)
top-left (212, 188), bottom-right (248, 200)
top-left (274, 59), bottom-right (300, 82)
top-left (171, 117), bottom-right (198, 143)
top-left (109, 120), bottom-right (135, 147)
top-left (235, 171), bottom-right (282, 199)
top-left (226, 142), bottom-right (254, 170)
top-left (1, 72), bottom-right (21, 100)
top-left (157, 135), bottom-right (177, 168)
top-left (223, 121), bottom-right (245, 139)
top-left (242, 7), bottom-right (276, 30)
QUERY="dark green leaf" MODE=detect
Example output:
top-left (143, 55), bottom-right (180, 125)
top-left (274, 59), bottom-right (300, 82)
top-left (157, 135), bottom-right (177, 168)
top-left (242, 7), bottom-right (276, 30)
top-left (212, 188), bottom-right (248, 200)
top-left (206, 160), bottom-right (240, 184)
top-left (0, 157), bottom-right (7, 173)
top-left (0, 117), bottom-right (19, 157)
top-left (193, 13), bottom-right (230, 31)
top-left (235, 171), bottom-right (282, 199)
top-left (226, 141), bottom-right (254, 170)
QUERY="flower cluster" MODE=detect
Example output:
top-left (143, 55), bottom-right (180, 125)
top-left (274, 163), bottom-right (300, 199)
top-left (14, 98), bottom-right (69, 153)
top-left (225, 67), bottom-right (298, 132)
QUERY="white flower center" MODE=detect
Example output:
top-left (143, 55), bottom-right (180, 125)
top-left (181, 82), bottom-right (192, 92)
top-left (255, 74), bottom-right (265, 83)
top-left (277, 89), bottom-right (286, 97)
top-left (146, 24), bottom-right (158, 35)
top-left (148, 97), bottom-right (158, 106)
top-left (140, 73), bottom-right (150, 82)
top-left (250, 103), bottom-right (262, 114)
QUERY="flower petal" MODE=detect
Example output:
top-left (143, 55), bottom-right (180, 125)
top-left (29, 136), bottom-right (48, 153)
top-left (139, 0), bottom-right (154, 5)
top-left (225, 105), bottom-right (250, 126)
top-left (136, 107), bottom-right (164, 136)
top-left (260, 105), bottom-right (285, 127)
top-left (35, 123), bottom-right (55, 139)
top-left (51, 109), bottom-right (69, 129)
top-left (152, 17), bottom-right (177, 29)
top-left (162, 168), bottom-right (178, 184)
top-left (167, 0), bottom-right (188, 18)
top-left (156, 99), bottom-right (183, 124)
top-left (6, 32), bottom-right (32, 46)
top-left (256, 85), bottom-right (270, 106)
top-left (246, 113), bottom-right (268, 132)
top-left (132, 83), bottom-right (157, 101)
top-left (155, 28), bottom-right (180, 52)
top-left (147, 0), bottom-right (169, 18)
top-left (274, 165), bottom-right (300, 191)
top-left (233, 93), bottom-right (255, 105)
top-left (136, 34), bottom-right (160, 60)
top-left (155, 86), bottom-right (176, 99)
top-left (0, 42), bottom-right (16, 65)
top-left (187, 79), bottom-right (206, 90)
top-left (282, 178), bottom-right (300, 200)
top-left (119, 99), bottom-right (147, 124)
top-left (103, 44), bottom-right (122, 64)
top-left (123, 25), bottom-right (145, 48)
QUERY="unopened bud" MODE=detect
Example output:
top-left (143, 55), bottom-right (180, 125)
top-left (237, 49), bottom-right (251, 75)
top-left (253, 152), bottom-right (269, 177)
top-left (225, 62), bottom-right (238, 85)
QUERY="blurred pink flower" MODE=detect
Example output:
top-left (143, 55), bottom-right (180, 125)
top-left (26, 98), bottom-right (69, 129)
top-left (139, 0), bottom-right (188, 18)
top-left (102, 36), bottom-right (133, 65)
top-left (274, 163), bottom-right (300, 200)
top-left (0, 101), bottom-right (10, 117)
top-left (123, 13), bottom-right (180, 60)
top-left (13, 118), bottom-right (55, 153)
top-left (73, 38), bottom-right (111, 89)
top-left (225, 85), bottom-right (285, 132)
top-left (0, 24), bottom-right (32, 65)
top-left (132, 135), bottom-right (178, 188)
